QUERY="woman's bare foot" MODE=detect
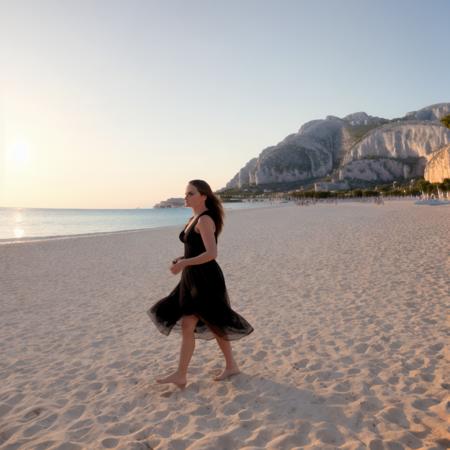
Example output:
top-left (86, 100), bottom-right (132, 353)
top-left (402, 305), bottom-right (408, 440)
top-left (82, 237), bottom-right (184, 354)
top-left (213, 366), bottom-right (241, 381)
top-left (156, 371), bottom-right (187, 389)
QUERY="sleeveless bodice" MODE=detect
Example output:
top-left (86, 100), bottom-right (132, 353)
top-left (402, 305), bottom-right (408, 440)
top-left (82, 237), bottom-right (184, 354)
top-left (179, 211), bottom-right (218, 259)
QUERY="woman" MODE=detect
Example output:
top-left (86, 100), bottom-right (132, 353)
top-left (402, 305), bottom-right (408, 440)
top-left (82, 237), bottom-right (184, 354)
top-left (148, 179), bottom-right (254, 389)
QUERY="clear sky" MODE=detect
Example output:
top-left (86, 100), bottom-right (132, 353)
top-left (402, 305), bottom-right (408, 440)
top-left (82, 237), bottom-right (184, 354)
top-left (1, 0), bottom-right (449, 208)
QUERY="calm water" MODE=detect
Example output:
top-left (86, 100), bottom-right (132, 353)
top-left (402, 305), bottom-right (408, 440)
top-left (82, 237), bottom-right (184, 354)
top-left (0, 202), bottom-right (275, 242)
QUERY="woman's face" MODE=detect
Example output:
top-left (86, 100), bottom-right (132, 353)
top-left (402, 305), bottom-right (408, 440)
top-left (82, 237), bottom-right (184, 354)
top-left (184, 184), bottom-right (206, 208)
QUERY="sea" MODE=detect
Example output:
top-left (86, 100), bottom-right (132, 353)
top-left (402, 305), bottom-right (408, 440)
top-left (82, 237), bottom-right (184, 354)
top-left (0, 201), bottom-right (277, 243)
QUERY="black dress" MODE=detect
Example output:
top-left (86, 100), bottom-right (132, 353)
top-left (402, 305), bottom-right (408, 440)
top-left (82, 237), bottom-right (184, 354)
top-left (147, 210), bottom-right (254, 341)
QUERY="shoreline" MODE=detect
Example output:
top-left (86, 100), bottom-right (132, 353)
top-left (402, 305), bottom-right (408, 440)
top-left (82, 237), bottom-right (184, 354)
top-left (0, 198), bottom-right (425, 246)
top-left (0, 202), bottom-right (284, 245)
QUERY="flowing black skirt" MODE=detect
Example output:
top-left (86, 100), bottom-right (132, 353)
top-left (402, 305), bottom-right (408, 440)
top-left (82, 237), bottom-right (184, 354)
top-left (148, 261), bottom-right (254, 341)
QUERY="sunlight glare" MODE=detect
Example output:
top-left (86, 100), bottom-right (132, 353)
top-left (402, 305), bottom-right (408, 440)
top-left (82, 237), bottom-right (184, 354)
top-left (6, 140), bottom-right (31, 167)
top-left (14, 227), bottom-right (25, 238)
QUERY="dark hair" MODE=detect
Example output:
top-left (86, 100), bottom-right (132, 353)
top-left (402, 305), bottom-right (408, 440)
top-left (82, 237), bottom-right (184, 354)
top-left (189, 179), bottom-right (224, 236)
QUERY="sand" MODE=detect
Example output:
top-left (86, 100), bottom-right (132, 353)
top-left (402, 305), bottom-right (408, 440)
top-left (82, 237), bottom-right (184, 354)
top-left (0, 201), bottom-right (449, 450)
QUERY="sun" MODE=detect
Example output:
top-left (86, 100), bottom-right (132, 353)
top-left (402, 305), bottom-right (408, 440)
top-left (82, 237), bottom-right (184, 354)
top-left (6, 139), bottom-right (31, 168)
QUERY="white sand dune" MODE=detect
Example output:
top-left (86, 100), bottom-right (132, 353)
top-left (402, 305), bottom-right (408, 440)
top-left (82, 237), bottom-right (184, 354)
top-left (0, 201), bottom-right (449, 450)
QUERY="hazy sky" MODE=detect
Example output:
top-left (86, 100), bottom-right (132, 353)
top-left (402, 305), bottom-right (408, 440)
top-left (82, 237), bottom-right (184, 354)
top-left (1, 0), bottom-right (449, 208)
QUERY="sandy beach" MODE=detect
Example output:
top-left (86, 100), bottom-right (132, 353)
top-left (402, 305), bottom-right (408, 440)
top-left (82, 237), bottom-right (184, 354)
top-left (0, 201), bottom-right (449, 450)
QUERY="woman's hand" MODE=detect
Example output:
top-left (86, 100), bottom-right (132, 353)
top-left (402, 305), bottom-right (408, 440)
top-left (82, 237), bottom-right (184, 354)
top-left (171, 256), bottom-right (184, 265)
top-left (170, 258), bottom-right (186, 275)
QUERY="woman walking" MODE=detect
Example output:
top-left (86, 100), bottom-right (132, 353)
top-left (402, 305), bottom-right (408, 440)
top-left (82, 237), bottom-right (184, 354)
top-left (148, 179), bottom-right (254, 389)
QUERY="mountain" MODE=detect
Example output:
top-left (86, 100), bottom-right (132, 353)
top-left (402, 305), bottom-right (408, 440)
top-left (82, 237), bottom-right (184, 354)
top-left (424, 144), bottom-right (450, 183)
top-left (405, 103), bottom-right (450, 121)
top-left (224, 103), bottom-right (450, 188)
top-left (154, 197), bottom-right (185, 208)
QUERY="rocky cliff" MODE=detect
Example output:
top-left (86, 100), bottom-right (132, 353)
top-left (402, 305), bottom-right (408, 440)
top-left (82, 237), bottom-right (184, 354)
top-left (337, 121), bottom-right (450, 182)
top-left (342, 121), bottom-right (450, 162)
top-left (424, 145), bottom-right (450, 183)
top-left (404, 103), bottom-right (450, 121)
top-left (224, 103), bottom-right (450, 188)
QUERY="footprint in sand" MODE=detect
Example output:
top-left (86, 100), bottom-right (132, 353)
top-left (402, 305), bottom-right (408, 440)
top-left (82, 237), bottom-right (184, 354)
top-left (369, 439), bottom-right (384, 450)
top-left (315, 424), bottom-right (345, 446)
top-left (399, 433), bottom-right (423, 449)
top-left (191, 405), bottom-right (211, 416)
top-left (419, 371), bottom-right (434, 382)
top-left (390, 341), bottom-right (402, 350)
top-left (106, 422), bottom-right (139, 436)
top-left (63, 405), bottom-right (85, 421)
top-left (333, 381), bottom-right (351, 392)
top-left (120, 401), bottom-right (137, 415)
top-left (36, 413), bottom-right (58, 428)
top-left (292, 359), bottom-right (309, 369)
top-left (320, 369), bottom-right (345, 382)
top-left (87, 382), bottom-right (103, 391)
top-left (354, 343), bottom-right (369, 353)
top-left (435, 438), bottom-right (450, 449)
top-left (360, 397), bottom-right (383, 413)
top-left (410, 385), bottom-right (427, 394)
top-left (238, 409), bottom-right (252, 420)
top-left (306, 361), bottom-right (322, 371)
top-left (101, 437), bottom-right (118, 448)
top-left (412, 397), bottom-right (440, 411)
top-left (387, 375), bottom-right (399, 385)
top-left (73, 390), bottom-right (89, 401)
top-left (371, 343), bottom-right (384, 352)
top-left (223, 402), bottom-right (241, 416)
top-left (84, 371), bottom-right (97, 381)
top-left (339, 355), bottom-right (353, 365)
top-left (403, 359), bottom-right (424, 371)
top-left (106, 381), bottom-right (118, 394)
top-left (381, 406), bottom-right (409, 428)
top-left (188, 432), bottom-right (204, 440)
top-left (160, 390), bottom-right (173, 398)
top-left (174, 414), bottom-right (189, 430)
top-left (252, 350), bottom-right (267, 361)
top-left (21, 407), bottom-right (45, 422)
top-left (97, 414), bottom-right (119, 424)
top-left (132, 425), bottom-right (155, 442)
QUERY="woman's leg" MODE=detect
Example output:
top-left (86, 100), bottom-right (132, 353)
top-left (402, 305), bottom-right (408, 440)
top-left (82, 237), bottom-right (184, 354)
top-left (213, 334), bottom-right (241, 381)
top-left (156, 315), bottom-right (198, 388)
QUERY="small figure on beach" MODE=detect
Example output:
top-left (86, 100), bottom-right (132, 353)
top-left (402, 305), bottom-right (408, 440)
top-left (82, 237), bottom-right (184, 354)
top-left (147, 179), bottom-right (254, 389)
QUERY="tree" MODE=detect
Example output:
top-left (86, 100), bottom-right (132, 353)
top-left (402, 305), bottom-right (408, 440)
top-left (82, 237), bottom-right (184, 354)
top-left (440, 114), bottom-right (450, 129)
top-left (416, 179), bottom-right (433, 194)
top-left (438, 178), bottom-right (450, 193)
